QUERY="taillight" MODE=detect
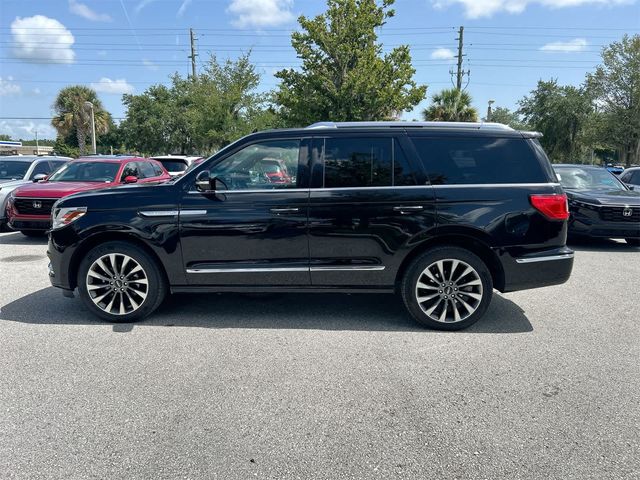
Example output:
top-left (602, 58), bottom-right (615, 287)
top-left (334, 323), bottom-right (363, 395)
top-left (530, 194), bottom-right (569, 220)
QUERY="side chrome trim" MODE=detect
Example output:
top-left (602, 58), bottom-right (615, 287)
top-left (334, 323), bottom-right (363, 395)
top-left (310, 265), bottom-right (385, 272)
top-left (187, 267), bottom-right (309, 274)
top-left (179, 209), bottom-right (207, 216)
top-left (139, 210), bottom-right (179, 217)
top-left (188, 188), bottom-right (309, 194)
top-left (515, 253), bottom-right (574, 264)
top-left (186, 265), bottom-right (386, 274)
top-left (431, 183), bottom-right (561, 189)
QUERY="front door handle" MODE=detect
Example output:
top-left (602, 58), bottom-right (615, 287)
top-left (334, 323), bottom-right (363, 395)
top-left (393, 205), bottom-right (424, 214)
top-left (270, 207), bottom-right (300, 214)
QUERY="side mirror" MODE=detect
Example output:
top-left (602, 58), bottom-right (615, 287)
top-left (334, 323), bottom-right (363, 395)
top-left (124, 175), bottom-right (138, 184)
top-left (196, 170), bottom-right (214, 192)
top-left (628, 185), bottom-right (635, 191)
top-left (32, 173), bottom-right (47, 182)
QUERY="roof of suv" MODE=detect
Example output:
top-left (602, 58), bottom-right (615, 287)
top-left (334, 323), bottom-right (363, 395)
top-left (75, 155), bottom-right (149, 162)
top-left (0, 155), bottom-right (72, 162)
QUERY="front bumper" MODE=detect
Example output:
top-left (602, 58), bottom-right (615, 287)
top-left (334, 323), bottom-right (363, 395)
top-left (8, 215), bottom-right (51, 231)
top-left (500, 246), bottom-right (574, 293)
top-left (568, 206), bottom-right (640, 239)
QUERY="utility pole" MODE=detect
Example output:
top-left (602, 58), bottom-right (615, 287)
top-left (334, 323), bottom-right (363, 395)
top-left (487, 100), bottom-right (495, 122)
top-left (450, 26), bottom-right (470, 91)
top-left (189, 28), bottom-right (197, 81)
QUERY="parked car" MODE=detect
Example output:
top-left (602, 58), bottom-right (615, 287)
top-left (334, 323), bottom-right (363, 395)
top-left (47, 121), bottom-right (574, 330)
top-left (606, 164), bottom-right (625, 175)
top-left (152, 155), bottom-right (202, 177)
top-left (7, 156), bottom-right (170, 236)
top-left (0, 155), bottom-right (72, 230)
top-left (619, 167), bottom-right (640, 190)
top-left (553, 164), bottom-right (640, 246)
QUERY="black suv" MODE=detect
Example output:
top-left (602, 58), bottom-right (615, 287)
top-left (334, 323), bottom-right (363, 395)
top-left (47, 122), bottom-right (574, 330)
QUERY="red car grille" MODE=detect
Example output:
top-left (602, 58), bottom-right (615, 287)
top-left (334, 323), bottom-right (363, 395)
top-left (14, 198), bottom-right (57, 215)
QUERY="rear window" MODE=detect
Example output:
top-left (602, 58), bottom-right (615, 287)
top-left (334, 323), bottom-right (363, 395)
top-left (160, 160), bottom-right (188, 172)
top-left (410, 136), bottom-right (548, 185)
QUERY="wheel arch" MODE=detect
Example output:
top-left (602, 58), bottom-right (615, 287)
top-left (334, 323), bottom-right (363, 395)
top-left (395, 230), bottom-right (505, 292)
top-left (67, 232), bottom-right (170, 290)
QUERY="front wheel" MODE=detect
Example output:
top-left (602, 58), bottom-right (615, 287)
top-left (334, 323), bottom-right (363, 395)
top-left (77, 241), bottom-right (167, 322)
top-left (401, 247), bottom-right (493, 331)
top-left (626, 238), bottom-right (640, 247)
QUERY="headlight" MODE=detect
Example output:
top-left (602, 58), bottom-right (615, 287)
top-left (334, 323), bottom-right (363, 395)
top-left (52, 206), bottom-right (87, 230)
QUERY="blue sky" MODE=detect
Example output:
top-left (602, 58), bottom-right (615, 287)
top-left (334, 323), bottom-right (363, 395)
top-left (0, 0), bottom-right (638, 140)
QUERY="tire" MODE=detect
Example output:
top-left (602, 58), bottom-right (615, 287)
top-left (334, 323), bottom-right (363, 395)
top-left (77, 241), bottom-right (167, 322)
top-left (401, 247), bottom-right (493, 331)
top-left (626, 238), bottom-right (640, 247)
top-left (20, 230), bottom-right (47, 237)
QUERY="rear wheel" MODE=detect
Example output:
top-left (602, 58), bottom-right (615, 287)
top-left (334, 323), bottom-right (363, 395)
top-left (77, 241), bottom-right (167, 322)
top-left (20, 230), bottom-right (47, 237)
top-left (401, 247), bottom-right (493, 330)
top-left (626, 238), bottom-right (640, 247)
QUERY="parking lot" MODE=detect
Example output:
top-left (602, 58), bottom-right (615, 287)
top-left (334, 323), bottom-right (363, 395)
top-left (0, 231), bottom-right (638, 479)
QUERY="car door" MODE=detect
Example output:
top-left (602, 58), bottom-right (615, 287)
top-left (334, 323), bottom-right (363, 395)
top-left (307, 132), bottom-right (437, 287)
top-left (179, 137), bottom-right (311, 286)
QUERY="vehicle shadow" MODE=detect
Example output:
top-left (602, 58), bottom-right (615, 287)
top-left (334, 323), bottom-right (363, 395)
top-left (0, 288), bottom-right (533, 334)
top-left (568, 237), bottom-right (639, 253)
top-left (0, 231), bottom-right (48, 245)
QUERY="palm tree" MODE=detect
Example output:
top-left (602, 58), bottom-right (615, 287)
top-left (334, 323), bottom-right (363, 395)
top-left (422, 88), bottom-right (479, 122)
top-left (51, 86), bottom-right (111, 155)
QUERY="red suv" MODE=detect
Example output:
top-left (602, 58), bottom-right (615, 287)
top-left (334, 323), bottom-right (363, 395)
top-left (7, 156), bottom-right (170, 236)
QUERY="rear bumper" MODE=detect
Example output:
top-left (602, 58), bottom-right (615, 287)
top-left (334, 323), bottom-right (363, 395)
top-left (500, 246), bottom-right (574, 293)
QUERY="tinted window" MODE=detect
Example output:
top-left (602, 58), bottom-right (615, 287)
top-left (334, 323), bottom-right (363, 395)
top-left (211, 140), bottom-right (300, 190)
top-left (411, 136), bottom-right (547, 185)
top-left (138, 161), bottom-right (156, 179)
top-left (628, 171), bottom-right (640, 184)
top-left (49, 160), bottom-right (68, 173)
top-left (152, 162), bottom-right (165, 176)
top-left (0, 160), bottom-right (30, 180)
top-left (393, 139), bottom-right (417, 186)
top-left (160, 160), bottom-right (188, 172)
top-left (555, 167), bottom-right (625, 191)
top-left (324, 137), bottom-right (392, 188)
top-left (121, 162), bottom-right (139, 181)
top-left (31, 161), bottom-right (51, 177)
top-left (48, 161), bottom-right (120, 182)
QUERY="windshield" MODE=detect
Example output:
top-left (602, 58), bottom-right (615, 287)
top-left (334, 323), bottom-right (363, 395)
top-left (0, 160), bottom-right (30, 180)
top-left (555, 167), bottom-right (626, 191)
top-left (48, 161), bottom-right (120, 183)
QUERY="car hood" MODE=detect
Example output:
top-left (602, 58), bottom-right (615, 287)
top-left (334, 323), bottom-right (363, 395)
top-left (0, 177), bottom-right (27, 185)
top-left (13, 181), bottom-right (114, 198)
top-left (566, 188), bottom-right (640, 206)
top-left (57, 181), bottom-right (177, 210)
top-left (0, 178), bottom-right (28, 189)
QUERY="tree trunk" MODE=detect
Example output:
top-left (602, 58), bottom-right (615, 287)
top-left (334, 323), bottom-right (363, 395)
top-left (77, 126), bottom-right (86, 156)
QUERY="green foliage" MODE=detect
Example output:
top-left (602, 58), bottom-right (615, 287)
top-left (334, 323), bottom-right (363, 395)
top-left (485, 107), bottom-right (527, 130)
top-left (518, 79), bottom-right (593, 163)
top-left (120, 53), bottom-right (273, 155)
top-left (51, 85), bottom-right (111, 155)
top-left (586, 34), bottom-right (640, 167)
top-left (275, 0), bottom-right (426, 127)
top-left (422, 88), bottom-right (478, 122)
top-left (53, 137), bottom-right (79, 158)
top-left (0, 134), bottom-right (11, 141)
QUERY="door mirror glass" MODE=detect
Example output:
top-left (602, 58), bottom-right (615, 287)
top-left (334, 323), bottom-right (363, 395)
top-left (196, 170), bottom-right (214, 192)
top-left (124, 175), bottom-right (138, 184)
top-left (32, 173), bottom-right (47, 182)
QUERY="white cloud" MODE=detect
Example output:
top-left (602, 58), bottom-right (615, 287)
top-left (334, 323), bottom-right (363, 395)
top-left (540, 38), bottom-right (588, 52)
top-left (0, 120), bottom-right (56, 140)
top-left (135, 0), bottom-right (157, 14)
top-left (90, 78), bottom-right (135, 95)
top-left (432, 0), bottom-right (633, 18)
top-left (143, 59), bottom-right (159, 71)
top-left (178, 0), bottom-right (192, 16)
top-left (227, 0), bottom-right (295, 28)
top-left (431, 47), bottom-right (455, 60)
top-left (69, 0), bottom-right (112, 22)
top-left (11, 15), bottom-right (75, 64)
top-left (0, 77), bottom-right (21, 96)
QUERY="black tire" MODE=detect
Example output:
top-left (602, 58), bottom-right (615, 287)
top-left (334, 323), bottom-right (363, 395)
top-left (626, 238), bottom-right (640, 247)
top-left (401, 246), bottom-right (493, 331)
top-left (77, 241), bottom-right (167, 322)
top-left (20, 230), bottom-right (47, 237)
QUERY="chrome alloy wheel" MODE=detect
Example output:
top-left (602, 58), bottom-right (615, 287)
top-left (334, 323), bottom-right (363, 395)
top-left (414, 259), bottom-right (483, 324)
top-left (86, 253), bottom-right (149, 316)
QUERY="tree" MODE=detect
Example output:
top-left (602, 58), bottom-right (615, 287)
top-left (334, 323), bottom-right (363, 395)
top-left (51, 86), bottom-right (111, 155)
top-left (586, 34), bottom-right (640, 167)
top-left (120, 53), bottom-right (273, 155)
top-left (485, 107), bottom-right (526, 130)
top-left (275, 0), bottom-right (426, 126)
top-left (518, 80), bottom-right (593, 163)
top-left (422, 88), bottom-right (478, 122)
top-left (0, 134), bottom-right (11, 141)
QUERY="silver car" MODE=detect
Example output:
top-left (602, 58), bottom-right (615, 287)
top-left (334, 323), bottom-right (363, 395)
top-left (0, 155), bottom-right (72, 229)
top-left (620, 167), bottom-right (640, 191)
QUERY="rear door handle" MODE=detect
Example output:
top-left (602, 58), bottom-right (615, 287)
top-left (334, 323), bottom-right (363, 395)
top-left (393, 205), bottom-right (424, 214)
top-left (270, 207), bottom-right (300, 214)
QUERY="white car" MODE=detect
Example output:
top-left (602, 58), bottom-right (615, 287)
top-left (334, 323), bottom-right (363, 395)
top-left (151, 155), bottom-right (203, 177)
top-left (620, 167), bottom-right (640, 190)
top-left (0, 155), bottom-right (72, 229)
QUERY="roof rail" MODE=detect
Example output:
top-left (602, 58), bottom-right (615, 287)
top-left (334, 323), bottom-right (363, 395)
top-left (305, 121), bottom-right (514, 131)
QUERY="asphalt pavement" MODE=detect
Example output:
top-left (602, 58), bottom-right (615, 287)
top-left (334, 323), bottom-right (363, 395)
top-left (0, 231), bottom-right (638, 479)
